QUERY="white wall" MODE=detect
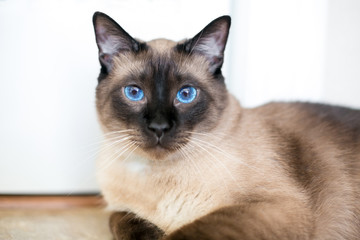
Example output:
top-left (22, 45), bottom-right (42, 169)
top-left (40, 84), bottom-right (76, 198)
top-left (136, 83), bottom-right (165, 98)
top-left (228, 0), bottom-right (360, 109)
top-left (323, 0), bottom-right (360, 107)
top-left (0, 0), bottom-right (230, 194)
top-left (228, 0), bottom-right (328, 107)
top-left (0, 0), bottom-right (102, 194)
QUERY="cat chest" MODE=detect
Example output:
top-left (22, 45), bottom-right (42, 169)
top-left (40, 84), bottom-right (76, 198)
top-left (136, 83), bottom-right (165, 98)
top-left (99, 157), bottom-right (218, 233)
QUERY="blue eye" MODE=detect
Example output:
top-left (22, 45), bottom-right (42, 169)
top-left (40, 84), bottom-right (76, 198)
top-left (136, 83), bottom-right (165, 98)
top-left (124, 85), bottom-right (144, 101)
top-left (176, 86), bottom-right (197, 104)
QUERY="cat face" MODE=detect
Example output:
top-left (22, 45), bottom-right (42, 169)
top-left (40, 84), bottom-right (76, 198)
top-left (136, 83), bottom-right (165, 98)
top-left (93, 12), bottom-right (231, 159)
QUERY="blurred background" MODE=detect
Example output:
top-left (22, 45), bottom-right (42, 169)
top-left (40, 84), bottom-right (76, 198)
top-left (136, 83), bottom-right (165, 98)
top-left (0, 0), bottom-right (359, 194)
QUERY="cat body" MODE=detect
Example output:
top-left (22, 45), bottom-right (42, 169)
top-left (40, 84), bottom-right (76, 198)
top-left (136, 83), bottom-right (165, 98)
top-left (93, 12), bottom-right (360, 239)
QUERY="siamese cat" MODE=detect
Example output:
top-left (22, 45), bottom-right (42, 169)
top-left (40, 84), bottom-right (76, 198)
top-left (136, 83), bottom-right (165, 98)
top-left (92, 12), bottom-right (360, 240)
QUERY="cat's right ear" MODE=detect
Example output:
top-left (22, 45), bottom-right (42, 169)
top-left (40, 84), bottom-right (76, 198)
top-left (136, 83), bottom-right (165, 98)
top-left (92, 12), bottom-right (143, 73)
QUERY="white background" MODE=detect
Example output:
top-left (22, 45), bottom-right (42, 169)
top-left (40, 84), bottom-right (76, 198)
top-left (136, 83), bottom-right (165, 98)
top-left (0, 0), bottom-right (359, 194)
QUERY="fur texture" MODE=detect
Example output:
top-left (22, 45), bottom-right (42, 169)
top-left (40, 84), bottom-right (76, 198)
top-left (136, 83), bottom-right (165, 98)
top-left (93, 12), bottom-right (360, 239)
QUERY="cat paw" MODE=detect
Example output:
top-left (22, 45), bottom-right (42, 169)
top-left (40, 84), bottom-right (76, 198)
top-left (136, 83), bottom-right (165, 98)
top-left (110, 211), bottom-right (164, 240)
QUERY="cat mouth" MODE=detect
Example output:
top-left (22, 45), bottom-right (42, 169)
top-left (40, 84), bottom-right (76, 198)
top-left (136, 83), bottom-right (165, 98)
top-left (150, 137), bottom-right (171, 149)
top-left (139, 129), bottom-right (188, 157)
top-left (142, 135), bottom-right (177, 154)
top-left (141, 142), bottom-right (174, 159)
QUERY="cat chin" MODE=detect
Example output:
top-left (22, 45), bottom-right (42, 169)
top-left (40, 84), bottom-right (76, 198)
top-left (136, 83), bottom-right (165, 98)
top-left (135, 145), bottom-right (178, 162)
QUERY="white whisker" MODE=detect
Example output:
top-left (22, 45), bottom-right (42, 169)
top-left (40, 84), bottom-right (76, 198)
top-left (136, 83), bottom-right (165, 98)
top-left (187, 131), bottom-right (263, 174)
top-left (179, 142), bottom-right (215, 196)
top-left (119, 143), bottom-right (139, 165)
top-left (83, 129), bottom-right (135, 146)
top-left (187, 130), bottom-right (239, 142)
top-left (80, 128), bottom-right (137, 155)
top-left (66, 138), bottom-right (137, 196)
top-left (188, 137), bottom-right (239, 188)
top-left (83, 135), bottom-right (132, 157)
top-left (98, 141), bottom-right (136, 172)
top-left (184, 139), bottom-right (233, 193)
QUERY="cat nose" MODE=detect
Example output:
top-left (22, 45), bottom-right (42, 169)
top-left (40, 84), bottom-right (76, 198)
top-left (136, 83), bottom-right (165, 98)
top-left (148, 121), bottom-right (170, 138)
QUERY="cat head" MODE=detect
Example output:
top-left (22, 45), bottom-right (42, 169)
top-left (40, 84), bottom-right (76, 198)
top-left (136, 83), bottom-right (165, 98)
top-left (93, 12), bottom-right (231, 159)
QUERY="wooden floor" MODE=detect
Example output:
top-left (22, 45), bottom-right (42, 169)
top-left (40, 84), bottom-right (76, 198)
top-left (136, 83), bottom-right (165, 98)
top-left (0, 195), bottom-right (105, 209)
top-left (0, 195), bottom-right (113, 240)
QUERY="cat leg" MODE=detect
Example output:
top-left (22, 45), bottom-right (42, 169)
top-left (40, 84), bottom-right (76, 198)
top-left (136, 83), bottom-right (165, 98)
top-left (164, 200), bottom-right (314, 240)
top-left (109, 211), bottom-right (164, 240)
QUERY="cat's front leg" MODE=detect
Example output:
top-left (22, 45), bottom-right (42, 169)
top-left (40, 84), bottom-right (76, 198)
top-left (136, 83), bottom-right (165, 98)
top-left (164, 200), bottom-right (314, 240)
top-left (110, 211), bottom-right (164, 240)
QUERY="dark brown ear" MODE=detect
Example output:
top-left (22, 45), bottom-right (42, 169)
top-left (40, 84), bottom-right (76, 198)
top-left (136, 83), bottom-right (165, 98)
top-left (178, 16), bottom-right (231, 74)
top-left (92, 12), bottom-right (144, 73)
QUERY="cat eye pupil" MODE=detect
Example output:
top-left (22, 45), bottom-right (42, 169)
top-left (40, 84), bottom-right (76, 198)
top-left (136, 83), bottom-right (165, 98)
top-left (176, 86), bottom-right (197, 104)
top-left (124, 85), bottom-right (144, 101)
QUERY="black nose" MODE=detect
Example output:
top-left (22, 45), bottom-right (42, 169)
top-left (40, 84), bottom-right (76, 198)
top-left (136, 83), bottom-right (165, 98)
top-left (148, 121), bottom-right (170, 138)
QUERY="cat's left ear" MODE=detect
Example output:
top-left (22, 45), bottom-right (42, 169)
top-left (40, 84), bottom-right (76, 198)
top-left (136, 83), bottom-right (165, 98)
top-left (180, 16), bottom-right (231, 74)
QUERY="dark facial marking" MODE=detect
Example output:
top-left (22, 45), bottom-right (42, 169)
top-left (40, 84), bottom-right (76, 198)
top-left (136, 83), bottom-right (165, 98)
top-left (106, 50), bottom-right (219, 150)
